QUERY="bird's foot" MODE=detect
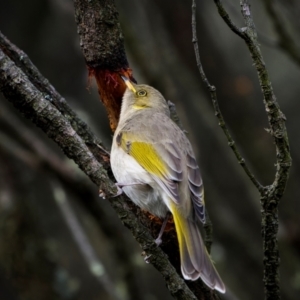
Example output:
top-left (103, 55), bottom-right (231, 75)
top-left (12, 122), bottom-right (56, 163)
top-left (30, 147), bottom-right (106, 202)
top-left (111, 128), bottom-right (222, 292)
top-left (142, 251), bottom-right (152, 264)
top-left (154, 213), bottom-right (171, 246)
top-left (96, 143), bottom-right (110, 156)
top-left (144, 255), bottom-right (152, 264)
top-left (99, 189), bottom-right (107, 199)
top-left (110, 184), bottom-right (124, 198)
top-left (154, 237), bottom-right (162, 246)
top-left (115, 182), bottom-right (143, 188)
top-left (111, 182), bottom-right (145, 198)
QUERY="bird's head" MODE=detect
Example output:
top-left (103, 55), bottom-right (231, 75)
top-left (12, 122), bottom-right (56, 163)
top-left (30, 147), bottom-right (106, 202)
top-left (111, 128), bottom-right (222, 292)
top-left (120, 76), bottom-right (170, 118)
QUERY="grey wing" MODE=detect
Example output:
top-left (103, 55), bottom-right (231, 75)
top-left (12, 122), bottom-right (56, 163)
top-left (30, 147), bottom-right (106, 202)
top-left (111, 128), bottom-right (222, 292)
top-left (153, 139), bottom-right (205, 224)
top-left (152, 141), bottom-right (183, 204)
top-left (120, 118), bottom-right (184, 204)
top-left (187, 151), bottom-right (205, 223)
top-left (123, 114), bottom-right (205, 221)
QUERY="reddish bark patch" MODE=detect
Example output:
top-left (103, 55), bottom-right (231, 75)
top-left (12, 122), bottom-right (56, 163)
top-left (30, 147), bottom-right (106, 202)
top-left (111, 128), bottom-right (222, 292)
top-left (89, 67), bottom-right (135, 131)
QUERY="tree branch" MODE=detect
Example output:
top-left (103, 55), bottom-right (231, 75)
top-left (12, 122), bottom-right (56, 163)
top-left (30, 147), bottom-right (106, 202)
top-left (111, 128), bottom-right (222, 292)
top-left (191, 1), bottom-right (292, 299)
top-left (0, 41), bottom-right (197, 300)
top-left (74, 0), bottom-right (134, 131)
top-left (73, 1), bottom-right (222, 299)
top-left (191, 0), bottom-right (263, 192)
top-left (0, 101), bottom-right (144, 300)
top-left (0, 31), bottom-right (110, 169)
top-left (51, 180), bottom-right (122, 300)
top-left (262, 0), bottom-right (300, 67)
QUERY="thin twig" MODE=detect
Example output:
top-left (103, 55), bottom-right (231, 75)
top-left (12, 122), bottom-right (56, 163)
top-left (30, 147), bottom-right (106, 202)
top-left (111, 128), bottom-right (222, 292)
top-left (51, 180), bottom-right (122, 300)
top-left (204, 1), bottom-right (292, 299)
top-left (262, 0), bottom-right (300, 67)
top-left (0, 102), bottom-right (88, 188)
top-left (191, 0), bottom-right (263, 192)
top-left (0, 131), bottom-right (40, 169)
top-left (223, 0), bottom-right (279, 48)
top-left (213, 0), bottom-right (245, 38)
top-left (237, 0), bottom-right (292, 195)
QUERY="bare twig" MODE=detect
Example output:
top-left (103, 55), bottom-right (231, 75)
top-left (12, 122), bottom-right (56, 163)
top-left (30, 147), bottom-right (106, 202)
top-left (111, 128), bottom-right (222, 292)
top-left (191, 0), bottom-right (263, 192)
top-left (238, 3), bottom-right (291, 299)
top-left (262, 0), bottom-right (300, 67)
top-left (237, 1), bottom-right (292, 194)
top-left (0, 131), bottom-right (39, 169)
top-left (51, 181), bottom-right (122, 300)
top-left (224, 0), bottom-right (279, 48)
top-left (0, 102), bottom-right (87, 187)
top-left (192, 0), bottom-right (292, 299)
top-left (213, 0), bottom-right (245, 38)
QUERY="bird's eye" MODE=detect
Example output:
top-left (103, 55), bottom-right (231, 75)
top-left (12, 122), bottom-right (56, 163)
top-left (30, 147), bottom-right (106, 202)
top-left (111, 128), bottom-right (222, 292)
top-left (137, 89), bottom-right (147, 97)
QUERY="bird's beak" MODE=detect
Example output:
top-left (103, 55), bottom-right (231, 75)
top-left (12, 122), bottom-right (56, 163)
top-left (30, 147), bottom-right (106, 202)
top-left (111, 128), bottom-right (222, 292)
top-left (121, 76), bottom-right (136, 93)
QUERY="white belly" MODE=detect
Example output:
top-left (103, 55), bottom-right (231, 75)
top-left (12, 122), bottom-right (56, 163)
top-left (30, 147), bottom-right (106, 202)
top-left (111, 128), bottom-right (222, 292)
top-left (111, 142), bottom-right (168, 218)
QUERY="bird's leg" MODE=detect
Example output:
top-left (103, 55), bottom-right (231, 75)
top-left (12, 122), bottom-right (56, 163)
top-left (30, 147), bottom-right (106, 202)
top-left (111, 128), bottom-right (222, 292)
top-left (96, 143), bottom-right (110, 156)
top-left (111, 185), bottom-right (123, 198)
top-left (155, 212), bottom-right (171, 246)
top-left (115, 182), bottom-right (144, 188)
top-left (111, 182), bottom-right (145, 198)
top-left (143, 213), bottom-right (170, 263)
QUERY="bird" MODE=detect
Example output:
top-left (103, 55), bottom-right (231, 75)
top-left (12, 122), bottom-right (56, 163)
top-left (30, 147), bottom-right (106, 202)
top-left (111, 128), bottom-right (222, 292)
top-left (110, 76), bottom-right (225, 293)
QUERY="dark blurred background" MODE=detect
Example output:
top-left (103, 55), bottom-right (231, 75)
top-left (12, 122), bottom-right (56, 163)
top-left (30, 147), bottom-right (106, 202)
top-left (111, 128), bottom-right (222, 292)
top-left (0, 0), bottom-right (300, 299)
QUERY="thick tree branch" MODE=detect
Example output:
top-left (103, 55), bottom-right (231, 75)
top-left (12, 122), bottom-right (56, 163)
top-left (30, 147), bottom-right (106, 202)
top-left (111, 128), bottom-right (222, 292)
top-left (0, 31), bottom-right (110, 169)
top-left (0, 51), bottom-right (114, 192)
top-left (0, 101), bottom-right (144, 300)
top-left (0, 42), bottom-right (197, 299)
top-left (73, 1), bottom-right (222, 299)
top-left (74, 0), bottom-right (134, 131)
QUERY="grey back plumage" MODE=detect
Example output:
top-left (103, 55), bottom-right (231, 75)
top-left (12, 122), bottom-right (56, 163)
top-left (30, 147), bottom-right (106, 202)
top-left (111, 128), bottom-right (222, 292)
top-left (112, 83), bottom-right (225, 293)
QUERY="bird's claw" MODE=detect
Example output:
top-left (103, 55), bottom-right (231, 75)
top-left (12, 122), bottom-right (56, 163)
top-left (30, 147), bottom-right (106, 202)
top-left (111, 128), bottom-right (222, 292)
top-left (155, 237), bottom-right (162, 246)
top-left (99, 189), bottom-right (106, 199)
top-left (112, 182), bottom-right (144, 198)
top-left (141, 251), bottom-right (152, 263)
top-left (111, 185), bottom-right (123, 198)
top-left (144, 255), bottom-right (151, 264)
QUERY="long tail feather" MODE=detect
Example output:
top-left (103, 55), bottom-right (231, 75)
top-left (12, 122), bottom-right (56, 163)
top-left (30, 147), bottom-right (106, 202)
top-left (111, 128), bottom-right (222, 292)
top-left (172, 209), bottom-right (226, 293)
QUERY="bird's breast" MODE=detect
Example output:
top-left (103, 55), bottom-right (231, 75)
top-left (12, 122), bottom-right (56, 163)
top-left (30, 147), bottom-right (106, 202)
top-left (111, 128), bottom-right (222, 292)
top-left (111, 140), bottom-right (168, 218)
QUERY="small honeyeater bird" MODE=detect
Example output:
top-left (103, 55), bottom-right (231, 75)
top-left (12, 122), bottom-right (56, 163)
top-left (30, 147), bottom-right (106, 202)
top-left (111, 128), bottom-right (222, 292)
top-left (110, 77), bottom-right (225, 293)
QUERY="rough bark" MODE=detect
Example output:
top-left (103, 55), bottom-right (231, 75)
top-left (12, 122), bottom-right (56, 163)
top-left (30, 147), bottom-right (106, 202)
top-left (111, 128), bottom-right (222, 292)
top-left (0, 40), bottom-right (198, 299)
top-left (73, 1), bottom-right (221, 299)
top-left (74, 0), bottom-right (134, 131)
top-left (204, 1), bottom-right (292, 299)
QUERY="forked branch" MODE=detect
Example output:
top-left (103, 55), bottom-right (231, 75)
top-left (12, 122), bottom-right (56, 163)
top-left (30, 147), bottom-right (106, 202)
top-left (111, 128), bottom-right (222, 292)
top-left (192, 1), bottom-right (291, 299)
